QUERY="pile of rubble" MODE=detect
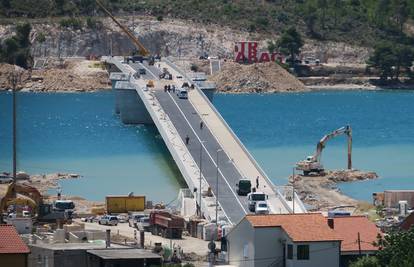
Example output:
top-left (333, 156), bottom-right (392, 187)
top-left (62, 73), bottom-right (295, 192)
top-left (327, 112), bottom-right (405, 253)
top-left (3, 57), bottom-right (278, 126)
top-left (0, 59), bottom-right (110, 92)
top-left (210, 61), bottom-right (306, 93)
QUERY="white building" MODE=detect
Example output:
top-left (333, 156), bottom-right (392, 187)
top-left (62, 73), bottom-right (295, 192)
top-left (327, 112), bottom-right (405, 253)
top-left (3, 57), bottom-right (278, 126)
top-left (226, 213), bottom-right (341, 267)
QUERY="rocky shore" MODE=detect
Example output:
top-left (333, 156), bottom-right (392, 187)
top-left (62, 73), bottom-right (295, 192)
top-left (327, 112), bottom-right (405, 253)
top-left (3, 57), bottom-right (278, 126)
top-left (290, 169), bottom-right (378, 211)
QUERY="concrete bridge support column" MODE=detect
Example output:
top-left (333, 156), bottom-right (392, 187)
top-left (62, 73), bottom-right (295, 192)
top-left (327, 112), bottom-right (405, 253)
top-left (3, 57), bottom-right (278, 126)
top-left (109, 72), bottom-right (130, 114)
top-left (115, 81), bottom-right (154, 125)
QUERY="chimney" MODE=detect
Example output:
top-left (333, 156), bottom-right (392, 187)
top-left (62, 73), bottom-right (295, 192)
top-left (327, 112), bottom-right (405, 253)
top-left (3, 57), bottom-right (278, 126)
top-left (327, 218), bottom-right (334, 229)
top-left (106, 229), bottom-right (111, 248)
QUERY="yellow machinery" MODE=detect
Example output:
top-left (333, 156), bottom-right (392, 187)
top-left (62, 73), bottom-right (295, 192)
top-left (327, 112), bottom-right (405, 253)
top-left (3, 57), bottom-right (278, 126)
top-left (95, 0), bottom-right (150, 57)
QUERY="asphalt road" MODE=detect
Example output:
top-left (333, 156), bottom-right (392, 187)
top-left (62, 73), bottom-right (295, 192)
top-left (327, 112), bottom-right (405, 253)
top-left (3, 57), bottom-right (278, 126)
top-left (154, 90), bottom-right (249, 224)
top-left (129, 62), bottom-right (162, 80)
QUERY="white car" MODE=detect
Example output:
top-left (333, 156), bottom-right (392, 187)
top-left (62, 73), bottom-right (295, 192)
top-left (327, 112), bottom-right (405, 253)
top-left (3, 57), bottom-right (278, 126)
top-left (255, 201), bottom-right (269, 215)
top-left (99, 215), bottom-right (119, 226)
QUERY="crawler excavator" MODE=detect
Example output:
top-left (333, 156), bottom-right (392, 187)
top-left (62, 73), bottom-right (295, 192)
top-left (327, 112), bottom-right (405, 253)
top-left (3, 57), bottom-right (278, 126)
top-left (296, 125), bottom-right (352, 176)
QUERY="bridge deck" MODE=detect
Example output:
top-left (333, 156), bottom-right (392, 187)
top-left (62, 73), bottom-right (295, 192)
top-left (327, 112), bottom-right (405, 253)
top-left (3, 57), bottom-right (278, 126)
top-left (154, 90), bottom-right (248, 223)
top-left (104, 56), bottom-right (306, 225)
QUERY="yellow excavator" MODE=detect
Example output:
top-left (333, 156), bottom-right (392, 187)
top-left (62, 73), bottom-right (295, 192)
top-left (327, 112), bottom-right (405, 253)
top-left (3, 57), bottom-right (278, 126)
top-left (296, 125), bottom-right (352, 176)
top-left (95, 0), bottom-right (154, 64)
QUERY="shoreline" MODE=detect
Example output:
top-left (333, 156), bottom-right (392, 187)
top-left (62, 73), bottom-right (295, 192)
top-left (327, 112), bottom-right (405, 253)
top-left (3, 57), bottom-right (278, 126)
top-left (289, 169), bottom-right (378, 212)
top-left (2, 85), bottom-right (414, 94)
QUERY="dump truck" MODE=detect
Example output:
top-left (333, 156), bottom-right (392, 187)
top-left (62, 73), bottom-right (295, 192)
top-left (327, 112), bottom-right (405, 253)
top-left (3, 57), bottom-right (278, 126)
top-left (149, 210), bottom-right (185, 239)
top-left (106, 195), bottom-right (145, 214)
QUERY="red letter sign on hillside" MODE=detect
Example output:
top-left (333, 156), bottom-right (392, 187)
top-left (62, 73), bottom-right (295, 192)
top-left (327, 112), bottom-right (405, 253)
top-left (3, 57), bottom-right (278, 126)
top-left (234, 41), bottom-right (283, 64)
top-left (248, 42), bottom-right (258, 62)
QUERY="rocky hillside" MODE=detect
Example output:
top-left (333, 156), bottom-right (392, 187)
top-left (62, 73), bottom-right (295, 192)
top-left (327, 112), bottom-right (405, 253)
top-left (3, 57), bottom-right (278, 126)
top-left (0, 17), bottom-right (371, 64)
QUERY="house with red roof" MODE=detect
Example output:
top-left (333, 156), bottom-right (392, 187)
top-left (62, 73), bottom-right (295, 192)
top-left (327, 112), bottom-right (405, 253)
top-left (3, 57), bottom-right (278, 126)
top-left (0, 224), bottom-right (30, 267)
top-left (326, 216), bottom-right (382, 267)
top-left (225, 213), bottom-right (342, 267)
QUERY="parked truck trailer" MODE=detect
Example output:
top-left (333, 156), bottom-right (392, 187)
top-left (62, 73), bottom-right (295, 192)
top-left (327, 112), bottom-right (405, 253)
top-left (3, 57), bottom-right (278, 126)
top-left (105, 195), bottom-right (145, 214)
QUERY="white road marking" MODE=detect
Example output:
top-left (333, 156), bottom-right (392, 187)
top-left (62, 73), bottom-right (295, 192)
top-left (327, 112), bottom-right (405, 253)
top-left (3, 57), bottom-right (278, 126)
top-left (166, 92), bottom-right (248, 215)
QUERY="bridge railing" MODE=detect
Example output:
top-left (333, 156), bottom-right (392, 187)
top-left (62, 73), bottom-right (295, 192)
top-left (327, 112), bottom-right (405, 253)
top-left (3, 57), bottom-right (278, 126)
top-left (163, 58), bottom-right (302, 213)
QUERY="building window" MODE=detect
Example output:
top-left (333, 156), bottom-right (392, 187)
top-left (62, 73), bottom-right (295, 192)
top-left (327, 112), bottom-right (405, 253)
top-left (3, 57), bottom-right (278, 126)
top-left (297, 245), bottom-right (309, 260)
top-left (287, 244), bottom-right (293, 259)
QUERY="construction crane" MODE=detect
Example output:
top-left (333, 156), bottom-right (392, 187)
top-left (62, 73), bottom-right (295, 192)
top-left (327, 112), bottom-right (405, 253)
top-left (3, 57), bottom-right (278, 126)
top-left (296, 125), bottom-right (352, 176)
top-left (95, 0), bottom-right (151, 60)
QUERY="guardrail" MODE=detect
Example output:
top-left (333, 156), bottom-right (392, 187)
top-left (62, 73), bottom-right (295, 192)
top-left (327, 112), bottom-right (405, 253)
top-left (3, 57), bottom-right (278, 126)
top-left (105, 57), bottom-right (233, 223)
top-left (162, 58), bottom-right (303, 214)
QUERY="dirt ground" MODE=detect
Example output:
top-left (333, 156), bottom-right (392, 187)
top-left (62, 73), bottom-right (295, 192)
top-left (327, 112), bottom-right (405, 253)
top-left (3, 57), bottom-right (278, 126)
top-left (210, 61), bottom-right (306, 93)
top-left (18, 172), bottom-right (104, 213)
top-left (0, 59), bottom-right (110, 92)
top-left (290, 169), bottom-right (378, 212)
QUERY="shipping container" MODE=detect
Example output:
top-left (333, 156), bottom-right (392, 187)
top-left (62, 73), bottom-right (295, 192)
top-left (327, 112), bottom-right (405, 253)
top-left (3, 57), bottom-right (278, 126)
top-left (106, 195), bottom-right (145, 214)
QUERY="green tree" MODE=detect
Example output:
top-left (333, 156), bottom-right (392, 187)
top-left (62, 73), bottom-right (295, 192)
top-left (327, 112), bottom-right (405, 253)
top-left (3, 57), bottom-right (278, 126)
top-left (391, 0), bottom-right (409, 35)
top-left (267, 40), bottom-right (277, 54)
top-left (303, 2), bottom-right (318, 36)
top-left (349, 256), bottom-right (380, 267)
top-left (394, 44), bottom-right (414, 79)
top-left (375, 226), bottom-right (414, 266)
top-left (0, 22), bottom-right (32, 68)
top-left (277, 27), bottom-right (304, 67)
top-left (317, 0), bottom-right (328, 29)
top-left (367, 41), bottom-right (397, 80)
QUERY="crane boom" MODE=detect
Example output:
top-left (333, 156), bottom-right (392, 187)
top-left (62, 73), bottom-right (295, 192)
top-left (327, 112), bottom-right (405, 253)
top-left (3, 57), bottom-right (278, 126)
top-left (296, 125), bottom-right (352, 175)
top-left (95, 0), bottom-right (150, 57)
top-left (313, 125), bottom-right (352, 167)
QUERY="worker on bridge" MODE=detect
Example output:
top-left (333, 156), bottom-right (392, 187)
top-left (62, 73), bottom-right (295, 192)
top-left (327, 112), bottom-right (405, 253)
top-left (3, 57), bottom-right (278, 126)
top-left (185, 135), bottom-right (190, 145)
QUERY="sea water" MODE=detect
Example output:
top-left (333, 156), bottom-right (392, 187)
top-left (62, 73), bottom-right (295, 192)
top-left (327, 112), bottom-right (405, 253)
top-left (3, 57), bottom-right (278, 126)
top-left (0, 90), bottom-right (413, 202)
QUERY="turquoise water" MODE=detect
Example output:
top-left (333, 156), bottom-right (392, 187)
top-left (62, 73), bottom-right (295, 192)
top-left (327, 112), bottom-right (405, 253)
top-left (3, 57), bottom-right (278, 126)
top-left (1, 90), bottom-right (413, 202)
top-left (0, 91), bottom-right (185, 202)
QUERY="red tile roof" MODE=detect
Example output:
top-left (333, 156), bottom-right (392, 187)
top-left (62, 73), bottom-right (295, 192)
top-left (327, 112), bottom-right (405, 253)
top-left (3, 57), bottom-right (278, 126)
top-left (0, 225), bottom-right (30, 254)
top-left (246, 213), bottom-right (342, 242)
top-left (328, 216), bottom-right (381, 253)
top-left (400, 212), bottom-right (414, 231)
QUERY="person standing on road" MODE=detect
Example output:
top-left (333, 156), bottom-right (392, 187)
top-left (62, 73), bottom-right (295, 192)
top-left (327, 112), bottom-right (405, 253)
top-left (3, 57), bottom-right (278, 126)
top-left (200, 120), bottom-right (204, 130)
top-left (256, 176), bottom-right (259, 189)
top-left (185, 135), bottom-right (190, 145)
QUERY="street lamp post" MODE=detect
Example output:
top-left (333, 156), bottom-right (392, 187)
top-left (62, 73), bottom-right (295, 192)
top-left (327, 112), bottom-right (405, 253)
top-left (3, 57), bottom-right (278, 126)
top-left (198, 141), bottom-right (204, 218)
top-left (215, 149), bottom-right (222, 226)
top-left (8, 70), bottom-right (21, 181)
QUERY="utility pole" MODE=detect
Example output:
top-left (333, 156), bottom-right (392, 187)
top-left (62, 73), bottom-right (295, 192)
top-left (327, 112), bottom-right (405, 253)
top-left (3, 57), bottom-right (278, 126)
top-left (199, 141), bottom-right (204, 218)
top-left (8, 69), bottom-right (21, 181)
top-left (215, 149), bottom-right (222, 226)
top-left (292, 167), bottom-right (295, 214)
top-left (357, 232), bottom-right (362, 256)
top-left (348, 125), bottom-right (353, 170)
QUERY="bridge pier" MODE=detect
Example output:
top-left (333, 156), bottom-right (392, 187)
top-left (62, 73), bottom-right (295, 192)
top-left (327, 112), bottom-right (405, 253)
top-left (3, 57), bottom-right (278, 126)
top-left (115, 81), bottom-right (154, 124)
top-left (109, 72), bottom-right (130, 114)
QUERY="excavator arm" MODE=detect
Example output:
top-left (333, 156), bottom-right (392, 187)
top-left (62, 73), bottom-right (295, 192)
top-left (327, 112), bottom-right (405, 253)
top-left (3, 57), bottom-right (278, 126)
top-left (297, 125), bottom-right (352, 175)
top-left (312, 125), bottom-right (352, 165)
top-left (95, 0), bottom-right (150, 57)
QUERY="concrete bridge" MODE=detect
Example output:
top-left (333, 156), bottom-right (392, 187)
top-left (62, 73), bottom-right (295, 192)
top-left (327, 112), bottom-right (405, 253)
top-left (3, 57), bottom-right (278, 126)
top-left (104, 56), bottom-right (306, 225)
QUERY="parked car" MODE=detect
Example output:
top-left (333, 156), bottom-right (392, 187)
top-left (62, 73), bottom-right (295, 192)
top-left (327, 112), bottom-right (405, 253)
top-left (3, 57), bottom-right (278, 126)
top-left (137, 216), bottom-right (150, 231)
top-left (255, 201), bottom-right (269, 215)
top-left (128, 213), bottom-right (146, 228)
top-left (99, 215), bottom-right (119, 226)
top-left (117, 214), bottom-right (128, 223)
